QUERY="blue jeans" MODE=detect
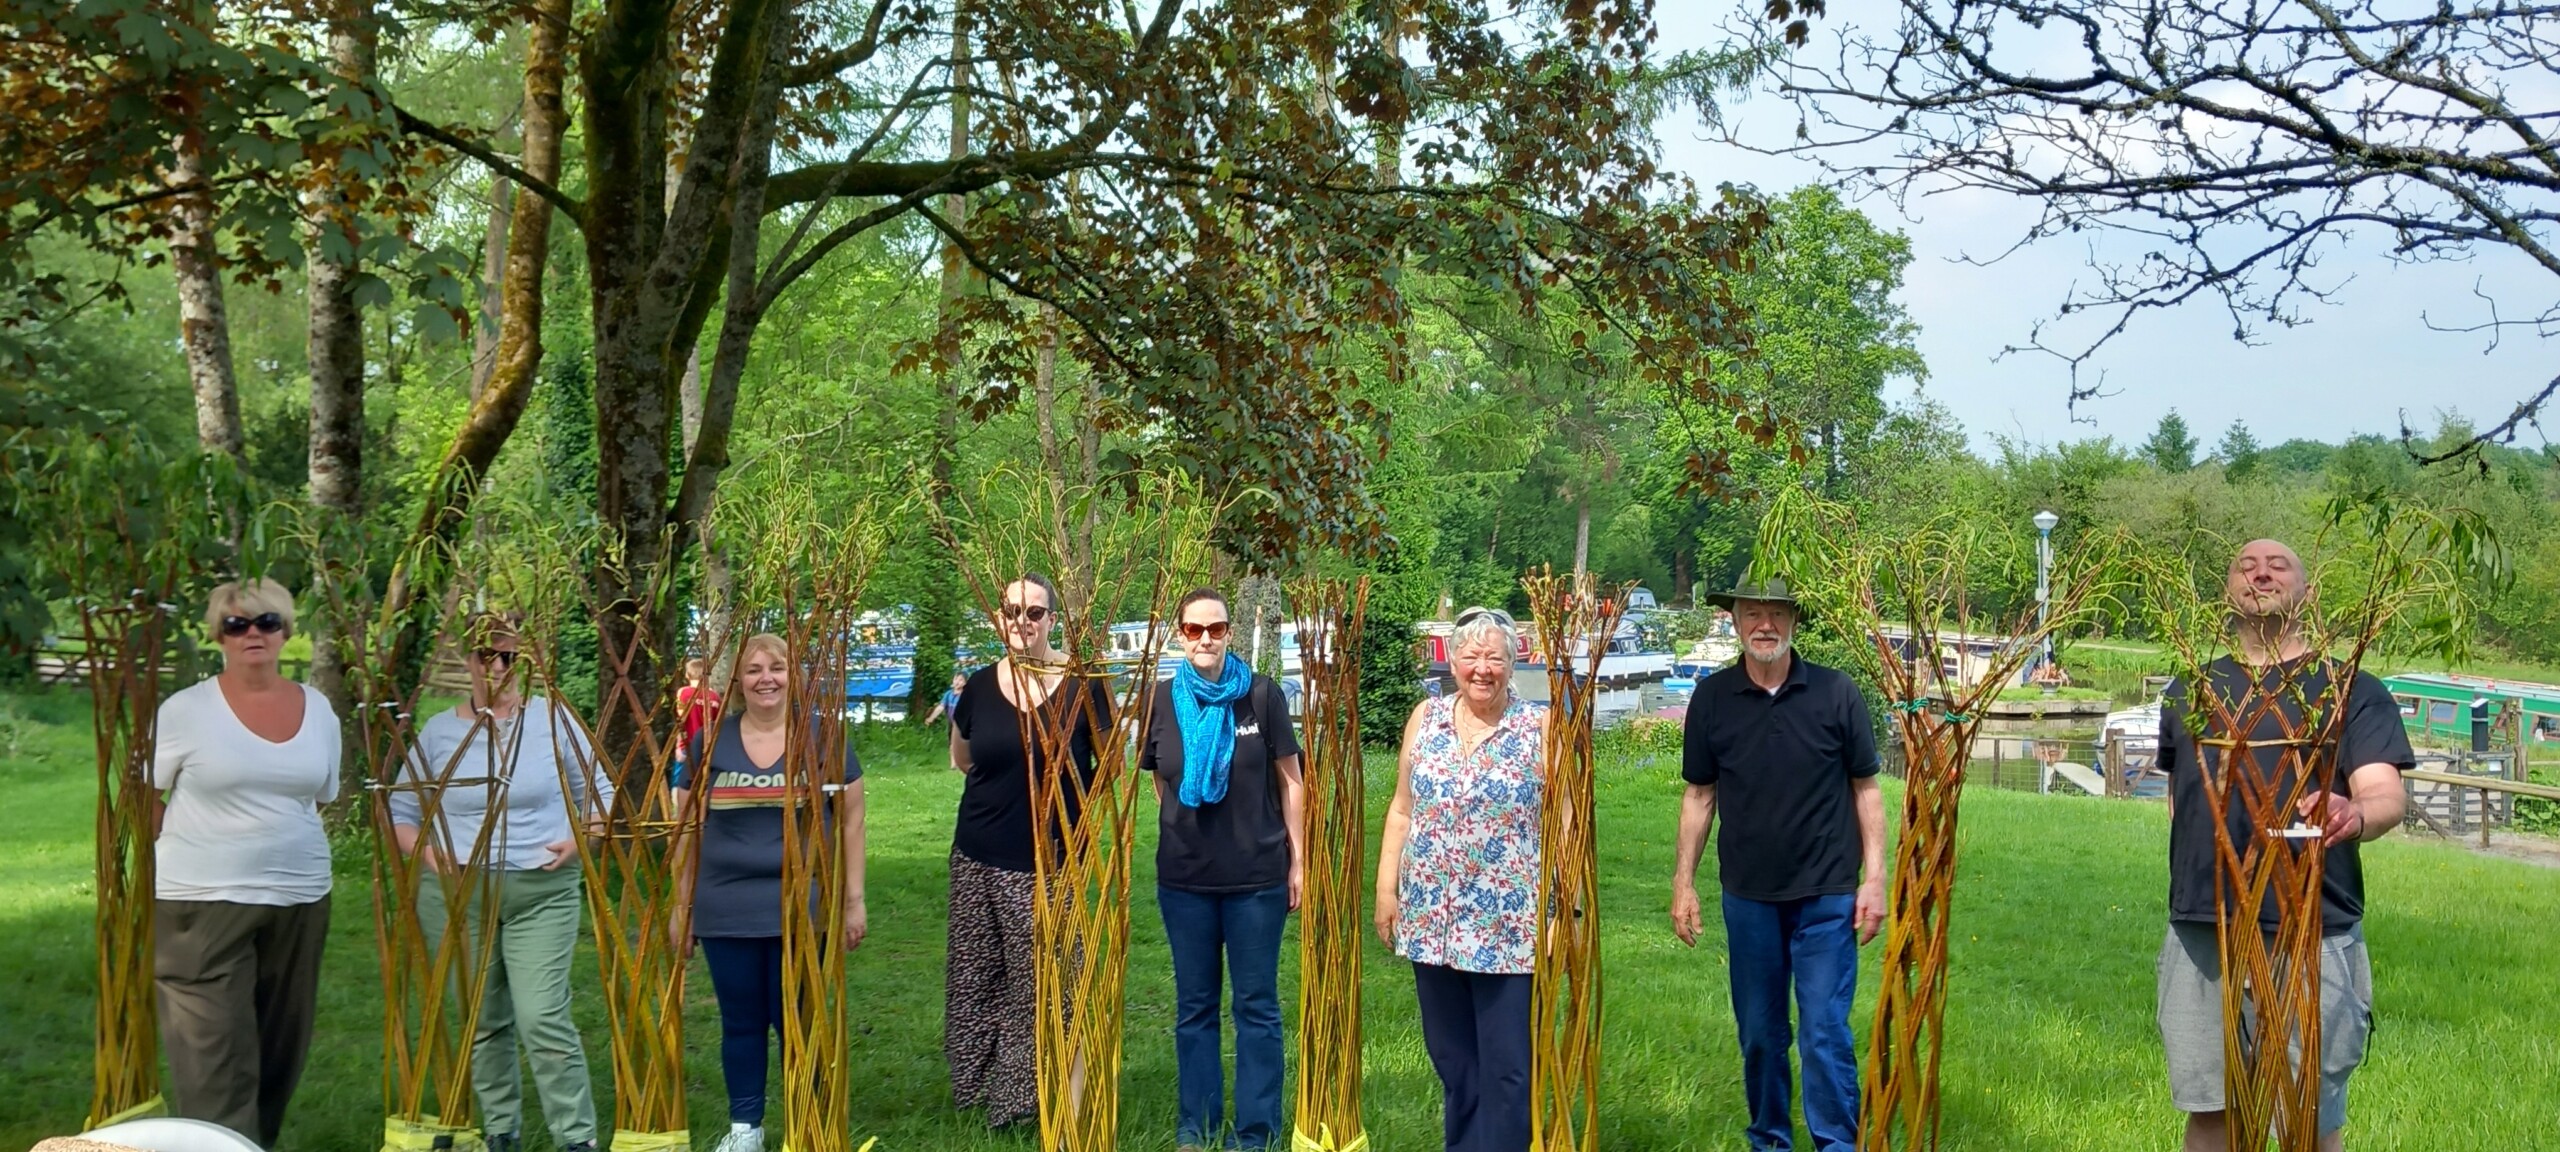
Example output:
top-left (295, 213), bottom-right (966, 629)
top-left (700, 936), bottom-right (785, 1125)
top-left (1722, 892), bottom-right (1860, 1152)
top-left (1411, 962), bottom-right (1531, 1152)
top-left (1159, 884), bottom-right (1290, 1149)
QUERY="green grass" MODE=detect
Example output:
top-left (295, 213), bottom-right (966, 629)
top-left (6, 689), bottom-right (2559, 1150)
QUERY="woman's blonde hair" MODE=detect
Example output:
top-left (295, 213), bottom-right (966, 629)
top-left (204, 578), bottom-right (296, 636)
top-left (737, 632), bottom-right (791, 675)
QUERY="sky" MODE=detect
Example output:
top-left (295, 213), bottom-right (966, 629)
top-left (1648, 6), bottom-right (2557, 456)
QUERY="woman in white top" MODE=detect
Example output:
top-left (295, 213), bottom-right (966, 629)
top-left (152, 578), bottom-right (341, 1148)
top-left (388, 612), bottom-right (610, 1152)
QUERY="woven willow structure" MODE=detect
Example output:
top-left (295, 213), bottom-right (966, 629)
top-left (1518, 568), bottom-right (1628, 1152)
top-left (944, 466), bottom-right (1213, 1151)
top-left (2141, 507), bottom-right (2481, 1152)
top-left (524, 530), bottom-right (715, 1152)
top-left (16, 443), bottom-right (242, 1129)
top-left (1757, 490), bottom-right (2131, 1152)
top-left (343, 587), bottom-right (515, 1152)
top-left (1284, 576), bottom-right (1370, 1152)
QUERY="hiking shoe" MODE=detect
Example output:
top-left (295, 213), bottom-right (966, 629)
top-left (481, 1134), bottom-right (520, 1152)
top-left (712, 1124), bottom-right (765, 1152)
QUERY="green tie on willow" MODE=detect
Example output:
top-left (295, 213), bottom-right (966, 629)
top-left (2140, 501), bottom-right (2487, 1152)
top-left (1285, 576), bottom-right (1371, 1152)
top-left (1754, 489), bottom-right (2138, 1152)
top-left (942, 467), bottom-right (1216, 1152)
top-left (1519, 569), bottom-right (1631, 1152)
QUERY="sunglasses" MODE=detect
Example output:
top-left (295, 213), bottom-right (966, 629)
top-left (1455, 606), bottom-right (1515, 629)
top-left (475, 649), bottom-right (520, 668)
top-left (219, 613), bottom-right (286, 638)
top-left (1000, 603), bottom-right (1052, 624)
top-left (1179, 620), bottom-right (1232, 642)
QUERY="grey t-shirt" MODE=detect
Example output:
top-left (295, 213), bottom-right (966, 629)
top-left (391, 696), bottom-right (612, 873)
top-left (675, 714), bottom-right (861, 938)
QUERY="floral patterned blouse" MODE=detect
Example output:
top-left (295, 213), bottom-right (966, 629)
top-left (1395, 694), bottom-right (1546, 974)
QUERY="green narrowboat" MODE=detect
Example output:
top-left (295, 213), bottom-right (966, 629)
top-left (2381, 672), bottom-right (2560, 745)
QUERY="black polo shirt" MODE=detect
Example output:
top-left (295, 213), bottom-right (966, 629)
top-left (1680, 652), bottom-right (1880, 902)
top-left (2159, 656), bottom-right (2413, 935)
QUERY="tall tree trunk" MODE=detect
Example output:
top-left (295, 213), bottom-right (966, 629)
top-left (305, 0), bottom-right (378, 727)
top-left (172, 132), bottom-right (241, 466)
top-left (908, 0), bottom-right (972, 721)
top-left (1573, 494), bottom-right (1590, 578)
top-left (470, 179), bottom-right (514, 401)
top-left (380, 0), bottom-right (570, 686)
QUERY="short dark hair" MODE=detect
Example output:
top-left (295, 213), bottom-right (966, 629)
top-left (1175, 587), bottom-right (1228, 620)
top-left (1009, 572), bottom-right (1060, 610)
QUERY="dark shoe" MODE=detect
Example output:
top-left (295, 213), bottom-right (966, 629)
top-left (482, 1135), bottom-right (521, 1152)
top-left (561, 1143), bottom-right (597, 1152)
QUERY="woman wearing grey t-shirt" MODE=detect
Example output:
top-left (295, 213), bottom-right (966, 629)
top-left (389, 613), bottom-right (612, 1152)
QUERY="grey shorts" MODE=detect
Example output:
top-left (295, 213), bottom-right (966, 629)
top-left (2156, 920), bottom-right (2373, 1134)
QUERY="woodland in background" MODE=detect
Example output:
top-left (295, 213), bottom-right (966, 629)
top-left (5, 0), bottom-right (2557, 755)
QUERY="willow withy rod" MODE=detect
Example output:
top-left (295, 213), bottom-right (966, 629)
top-left (1519, 569), bottom-right (1628, 1152)
top-left (1285, 575), bottom-right (1370, 1152)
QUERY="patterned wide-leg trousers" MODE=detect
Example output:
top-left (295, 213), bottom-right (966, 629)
top-left (945, 848), bottom-right (1040, 1126)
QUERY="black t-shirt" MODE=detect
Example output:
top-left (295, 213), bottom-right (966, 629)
top-left (1680, 653), bottom-right (1881, 902)
top-left (673, 714), bottom-right (861, 938)
top-left (1138, 674), bottom-right (1302, 894)
top-left (953, 664), bottom-right (1115, 873)
top-left (2160, 656), bottom-right (2414, 935)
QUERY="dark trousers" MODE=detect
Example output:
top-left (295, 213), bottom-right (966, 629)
top-left (1158, 883), bottom-right (1289, 1149)
top-left (700, 935), bottom-right (786, 1125)
top-left (1412, 962), bottom-right (1531, 1152)
top-left (153, 896), bottom-right (331, 1148)
top-left (1722, 892), bottom-right (1860, 1152)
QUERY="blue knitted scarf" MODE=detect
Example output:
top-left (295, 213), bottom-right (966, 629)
top-left (1173, 653), bottom-right (1252, 807)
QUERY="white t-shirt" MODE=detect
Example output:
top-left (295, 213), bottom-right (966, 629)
top-left (153, 678), bottom-right (341, 905)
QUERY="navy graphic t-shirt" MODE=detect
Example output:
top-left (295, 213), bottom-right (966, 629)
top-left (675, 714), bottom-right (860, 938)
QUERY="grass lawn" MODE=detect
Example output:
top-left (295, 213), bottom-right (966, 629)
top-left (4, 687), bottom-right (2558, 1151)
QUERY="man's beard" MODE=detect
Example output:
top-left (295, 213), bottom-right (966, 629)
top-left (1745, 639), bottom-right (1789, 665)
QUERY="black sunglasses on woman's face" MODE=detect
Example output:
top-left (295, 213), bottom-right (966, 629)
top-left (475, 649), bottom-right (520, 668)
top-left (220, 613), bottom-right (286, 638)
top-left (1000, 603), bottom-right (1051, 623)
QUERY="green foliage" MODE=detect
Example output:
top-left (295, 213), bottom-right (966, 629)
top-left (2141, 410), bottom-right (2198, 473)
top-left (540, 353), bottom-right (599, 713)
top-left (2217, 420), bottom-right (2262, 480)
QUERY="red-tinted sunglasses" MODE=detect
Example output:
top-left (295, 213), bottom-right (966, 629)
top-left (1179, 621), bottom-right (1231, 641)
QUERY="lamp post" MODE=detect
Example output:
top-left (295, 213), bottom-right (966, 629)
top-left (2033, 509), bottom-right (2060, 695)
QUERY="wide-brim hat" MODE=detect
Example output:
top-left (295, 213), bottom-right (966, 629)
top-left (1706, 575), bottom-right (1810, 621)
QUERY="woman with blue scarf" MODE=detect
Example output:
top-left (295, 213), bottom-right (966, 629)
top-left (1139, 587), bottom-right (1305, 1152)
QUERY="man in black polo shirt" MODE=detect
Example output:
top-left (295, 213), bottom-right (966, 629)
top-left (2155, 539), bottom-right (2411, 1152)
top-left (1671, 577), bottom-right (1885, 1152)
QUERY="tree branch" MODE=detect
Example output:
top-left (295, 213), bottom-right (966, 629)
top-left (392, 105), bottom-right (586, 228)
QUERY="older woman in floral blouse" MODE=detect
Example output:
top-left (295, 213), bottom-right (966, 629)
top-left (1374, 606), bottom-right (1548, 1152)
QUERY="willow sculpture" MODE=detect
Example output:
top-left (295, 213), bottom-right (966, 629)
top-left (1756, 490), bottom-right (2131, 1152)
top-left (334, 569), bottom-right (513, 1152)
top-left (945, 466), bottom-right (1214, 1151)
top-left (1518, 569), bottom-right (1628, 1152)
top-left (1285, 575), bottom-right (1371, 1152)
top-left (756, 501), bottom-right (881, 1152)
top-left (526, 526), bottom-right (718, 1152)
top-left (30, 445), bottom-right (240, 1128)
top-left (2142, 506), bottom-right (2482, 1152)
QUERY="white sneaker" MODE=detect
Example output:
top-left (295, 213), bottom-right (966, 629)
top-left (712, 1124), bottom-right (764, 1152)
